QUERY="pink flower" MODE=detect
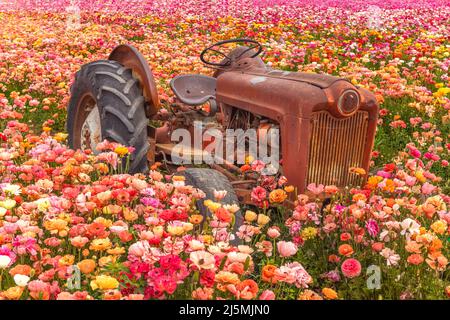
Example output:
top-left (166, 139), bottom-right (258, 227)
top-left (421, 182), bottom-right (436, 195)
top-left (307, 183), bottom-right (324, 195)
top-left (341, 258), bottom-right (362, 278)
top-left (277, 241), bottom-right (298, 258)
top-left (365, 219), bottom-right (379, 237)
top-left (128, 240), bottom-right (150, 257)
top-left (251, 186), bottom-right (266, 203)
top-left (267, 226), bottom-right (281, 239)
top-left (190, 251), bottom-right (215, 270)
top-left (259, 290), bottom-right (275, 300)
top-left (251, 160), bottom-right (265, 172)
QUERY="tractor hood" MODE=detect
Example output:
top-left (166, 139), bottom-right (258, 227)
top-left (215, 67), bottom-right (371, 120)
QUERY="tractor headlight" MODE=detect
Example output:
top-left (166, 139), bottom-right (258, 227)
top-left (337, 89), bottom-right (360, 116)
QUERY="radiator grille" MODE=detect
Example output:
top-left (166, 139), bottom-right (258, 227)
top-left (307, 111), bottom-right (369, 187)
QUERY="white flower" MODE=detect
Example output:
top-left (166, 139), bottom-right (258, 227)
top-left (1, 183), bottom-right (21, 196)
top-left (379, 229), bottom-right (390, 242)
top-left (223, 204), bottom-right (240, 214)
top-left (400, 218), bottom-right (420, 236)
top-left (0, 255), bottom-right (11, 268)
top-left (213, 189), bottom-right (227, 201)
top-left (380, 248), bottom-right (400, 266)
top-left (14, 274), bottom-right (30, 287)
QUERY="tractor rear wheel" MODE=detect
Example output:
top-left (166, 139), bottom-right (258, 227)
top-left (181, 168), bottom-right (243, 241)
top-left (67, 60), bottom-right (149, 173)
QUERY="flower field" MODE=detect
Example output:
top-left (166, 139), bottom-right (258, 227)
top-left (0, 0), bottom-right (449, 300)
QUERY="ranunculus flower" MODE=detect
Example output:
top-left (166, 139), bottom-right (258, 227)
top-left (259, 289), bottom-right (275, 300)
top-left (341, 258), bottom-right (362, 278)
top-left (14, 274), bottom-right (30, 287)
top-left (190, 251), bottom-right (215, 270)
top-left (277, 241), bottom-right (298, 258)
top-left (0, 255), bottom-right (12, 268)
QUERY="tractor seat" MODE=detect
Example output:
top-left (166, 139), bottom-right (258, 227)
top-left (170, 74), bottom-right (217, 106)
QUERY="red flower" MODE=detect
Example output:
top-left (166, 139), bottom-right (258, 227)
top-left (200, 269), bottom-right (215, 287)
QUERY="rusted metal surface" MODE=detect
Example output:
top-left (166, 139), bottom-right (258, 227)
top-left (80, 103), bottom-right (101, 153)
top-left (72, 92), bottom-right (98, 150)
top-left (307, 111), bottom-right (368, 187)
top-left (216, 52), bottom-right (379, 193)
top-left (109, 44), bottom-right (160, 117)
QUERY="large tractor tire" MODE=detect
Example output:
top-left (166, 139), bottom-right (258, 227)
top-left (182, 168), bottom-right (244, 240)
top-left (67, 60), bottom-right (149, 173)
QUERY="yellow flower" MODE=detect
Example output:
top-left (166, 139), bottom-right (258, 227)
top-left (0, 199), bottom-right (16, 210)
top-left (301, 227), bottom-right (318, 240)
top-left (44, 218), bottom-right (68, 233)
top-left (58, 255), bottom-right (75, 266)
top-left (114, 146), bottom-right (129, 157)
top-left (93, 217), bottom-right (113, 228)
top-left (244, 210), bottom-right (257, 222)
top-left (54, 132), bottom-right (68, 142)
top-left (431, 220), bottom-right (447, 235)
top-left (257, 214), bottom-right (270, 226)
top-left (204, 200), bottom-right (221, 213)
top-left (90, 238), bottom-right (112, 251)
top-left (322, 288), bottom-right (338, 300)
top-left (90, 275), bottom-right (119, 291)
top-left (107, 246), bottom-right (126, 255)
top-left (35, 198), bottom-right (51, 212)
top-left (167, 224), bottom-right (185, 236)
top-left (99, 255), bottom-right (116, 267)
top-left (1, 286), bottom-right (24, 300)
top-left (415, 171), bottom-right (426, 183)
top-left (434, 87), bottom-right (450, 98)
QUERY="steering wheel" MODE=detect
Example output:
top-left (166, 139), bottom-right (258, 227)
top-left (200, 38), bottom-right (263, 67)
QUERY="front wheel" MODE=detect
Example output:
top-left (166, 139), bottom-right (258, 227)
top-left (67, 60), bottom-right (149, 173)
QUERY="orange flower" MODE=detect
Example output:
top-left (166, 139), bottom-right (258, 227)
top-left (322, 288), bottom-right (338, 300)
top-left (407, 254), bottom-right (424, 265)
top-left (269, 189), bottom-right (287, 203)
top-left (77, 259), bottom-right (96, 274)
top-left (328, 254), bottom-right (340, 263)
top-left (215, 271), bottom-right (240, 285)
top-left (215, 207), bottom-right (232, 223)
top-left (236, 279), bottom-right (259, 300)
top-left (338, 244), bottom-right (354, 257)
top-left (9, 264), bottom-right (33, 277)
top-left (383, 179), bottom-right (395, 193)
top-left (428, 238), bottom-right (443, 254)
top-left (189, 214), bottom-right (204, 224)
top-left (103, 290), bottom-right (122, 300)
top-left (261, 265), bottom-right (278, 283)
top-left (298, 290), bottom-right (323, 300)
top-left (405, 241), bottom-right (422, 254)
top-left (284, 185), bottom-right (295, 193)
top-left (349, 167), bottom-right (366, 175)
